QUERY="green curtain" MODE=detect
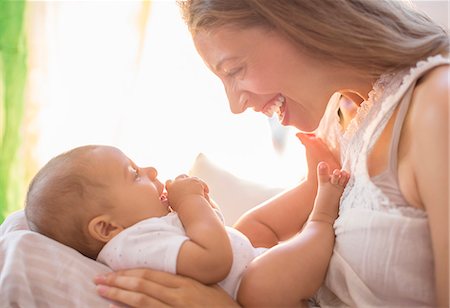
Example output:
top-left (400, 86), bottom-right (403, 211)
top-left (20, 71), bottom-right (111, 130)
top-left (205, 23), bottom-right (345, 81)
top-left (0, 0), bottom-right (27, 224)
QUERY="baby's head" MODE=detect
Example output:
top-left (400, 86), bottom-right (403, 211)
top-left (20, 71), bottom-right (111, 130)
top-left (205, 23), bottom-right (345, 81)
top-left (25, 145), bottom-right (170, 259)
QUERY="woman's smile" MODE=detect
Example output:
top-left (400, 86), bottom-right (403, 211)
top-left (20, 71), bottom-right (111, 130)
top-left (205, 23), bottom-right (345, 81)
top-left (261, 95), bottom-right (284, 117)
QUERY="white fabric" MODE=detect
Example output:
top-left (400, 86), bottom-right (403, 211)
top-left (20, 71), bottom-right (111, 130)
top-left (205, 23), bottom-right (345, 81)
top-left (0, 210), bottom-right (112, 307)
top-left (97, 212), bottom-right (266, 299)
top-left (97, 213), bottom-right (189, 273)
top-left (315, 55), bottom-right (449, 307)
top-left (189, 153), bottom-right (285, 225)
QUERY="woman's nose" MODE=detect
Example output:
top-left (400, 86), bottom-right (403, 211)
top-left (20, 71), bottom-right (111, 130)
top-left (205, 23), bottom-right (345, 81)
top-left (142, 167), bottom-right (158, 180)
top-left (224, 85), bottom-right (248, 114)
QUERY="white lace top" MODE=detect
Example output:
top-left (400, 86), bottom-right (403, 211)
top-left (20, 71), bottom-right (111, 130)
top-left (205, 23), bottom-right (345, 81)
top-left (314, 55), bottom-right (450, 307)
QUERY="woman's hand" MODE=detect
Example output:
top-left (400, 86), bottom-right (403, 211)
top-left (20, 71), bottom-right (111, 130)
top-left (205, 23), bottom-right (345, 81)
top-left (94, 268), bottom-right (239, 307)
top-left (296, 133), bottom-right (340, 182)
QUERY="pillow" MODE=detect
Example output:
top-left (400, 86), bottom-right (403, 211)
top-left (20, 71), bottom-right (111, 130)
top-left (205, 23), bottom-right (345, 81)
top-left (0, 153), bottom-right (284, 306)
top-left (0, 210), bottom-right (112, 307)
top-left (188, 153), bottom-right (285, 226)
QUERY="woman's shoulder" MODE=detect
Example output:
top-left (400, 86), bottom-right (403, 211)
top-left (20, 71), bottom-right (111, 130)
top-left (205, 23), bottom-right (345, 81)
top-left (411, 64), bottom-right (449, 128)
top-left (415, 64), bottom-right (449, 97)
top-left (396, 63), bottom-right (448, 209)
top-left (404, 63), bottom-right (448, 174)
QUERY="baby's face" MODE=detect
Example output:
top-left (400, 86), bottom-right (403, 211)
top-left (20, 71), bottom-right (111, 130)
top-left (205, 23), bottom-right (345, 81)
top-left (90, 146), bottom-right (170, 228)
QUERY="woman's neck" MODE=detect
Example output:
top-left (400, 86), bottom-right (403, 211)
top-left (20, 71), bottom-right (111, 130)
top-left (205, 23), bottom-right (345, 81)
top-left (336, 73), bottom-right (376, 106)
top-left (341, 91), bottom-right (364, 105)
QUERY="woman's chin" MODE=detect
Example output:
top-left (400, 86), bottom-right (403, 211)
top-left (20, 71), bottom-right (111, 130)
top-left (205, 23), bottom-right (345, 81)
top-left (288, 117), bottom-right (319, 133)
top-left (280, 104), bottom-right (319, 132)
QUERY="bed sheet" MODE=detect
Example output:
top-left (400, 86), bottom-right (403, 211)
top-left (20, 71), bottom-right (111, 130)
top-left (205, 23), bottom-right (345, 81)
top-left (0, 210), bottom-right (112, 307)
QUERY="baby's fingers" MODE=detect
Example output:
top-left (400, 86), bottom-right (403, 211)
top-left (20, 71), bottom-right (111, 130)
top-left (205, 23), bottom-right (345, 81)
top-left (191, 176), bottom-right (209, 194)
top-left (175, 174), bottom-right (189, 180)
top-left (165, 179), bottom-right (173, 189)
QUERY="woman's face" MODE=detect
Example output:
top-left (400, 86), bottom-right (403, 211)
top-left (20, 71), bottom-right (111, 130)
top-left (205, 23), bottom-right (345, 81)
top-left (193, 26), bottom-right (336, 132)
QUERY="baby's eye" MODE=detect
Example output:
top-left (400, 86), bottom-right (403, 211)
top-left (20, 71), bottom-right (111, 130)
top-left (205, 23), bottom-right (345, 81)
top-left (134, 168), bottom-right (140, 180)
top-left (129, 165), bottom-right (140, 180)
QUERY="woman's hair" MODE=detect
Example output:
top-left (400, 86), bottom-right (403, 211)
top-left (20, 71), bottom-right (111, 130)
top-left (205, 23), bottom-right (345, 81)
top-left (25, 145), bottom-right (108, 259)
top-left (178, 0), bottom-right (449, 77)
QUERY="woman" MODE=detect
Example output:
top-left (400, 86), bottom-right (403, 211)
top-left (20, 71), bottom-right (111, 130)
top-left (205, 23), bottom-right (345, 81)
top-left (94, 0), bottom-right (449, 306)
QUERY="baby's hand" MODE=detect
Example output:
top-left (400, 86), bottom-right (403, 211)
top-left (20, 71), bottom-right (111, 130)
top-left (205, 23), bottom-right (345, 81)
top-left (309, 162), bottom-right (349, 224)
top-left (166, 175), bottom-right (209, 211)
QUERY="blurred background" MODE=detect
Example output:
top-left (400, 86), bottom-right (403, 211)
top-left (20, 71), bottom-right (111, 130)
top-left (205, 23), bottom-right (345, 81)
top-left (0, 0), bottom-right (448, 223)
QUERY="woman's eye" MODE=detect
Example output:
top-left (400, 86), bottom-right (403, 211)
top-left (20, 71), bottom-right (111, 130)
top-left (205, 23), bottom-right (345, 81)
top-left (225, 67), bottom-right (243, 78)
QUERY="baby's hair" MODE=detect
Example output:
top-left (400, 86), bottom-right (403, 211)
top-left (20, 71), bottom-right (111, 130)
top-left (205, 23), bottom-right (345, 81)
top-left (25, 145), bottom-right (108, 259)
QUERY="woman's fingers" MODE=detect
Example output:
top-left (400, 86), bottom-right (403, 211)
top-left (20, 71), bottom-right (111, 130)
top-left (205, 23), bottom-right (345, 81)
top-left (99, 285), bottom-right (169, 308)
top-left (108, 268), bottom-right (189, 288)
top-left (296, 132), bottom-right (316, 145)
top-left (296, 132), bottom-right (340, 170)
top-left (95, 269), bottom-right (199, 304)
top-left (94, 269), bottom-right (238, 308)
top-left (95, 275), bottom-right (174, 307)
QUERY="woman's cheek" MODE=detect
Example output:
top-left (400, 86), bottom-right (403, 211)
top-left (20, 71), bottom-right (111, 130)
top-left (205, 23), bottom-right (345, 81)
top-left (238, 76), bottom-right (278, 94)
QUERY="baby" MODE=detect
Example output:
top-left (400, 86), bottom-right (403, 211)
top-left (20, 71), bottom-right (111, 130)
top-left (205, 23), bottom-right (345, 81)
top-left (25, 144), bottom-right (348, 305)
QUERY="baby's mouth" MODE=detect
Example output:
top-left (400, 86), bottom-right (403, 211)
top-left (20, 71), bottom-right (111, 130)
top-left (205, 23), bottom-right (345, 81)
top-left (160, 193), bottom-right (169, 207)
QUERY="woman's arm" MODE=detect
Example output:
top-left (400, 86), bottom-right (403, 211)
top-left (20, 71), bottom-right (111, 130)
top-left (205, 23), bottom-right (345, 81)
top-left (233, 179), bottom-right (316, 248)
top-left (409, 65), bottom-right (449, 306)
top-left (234, 134), bottom-right (340, 248)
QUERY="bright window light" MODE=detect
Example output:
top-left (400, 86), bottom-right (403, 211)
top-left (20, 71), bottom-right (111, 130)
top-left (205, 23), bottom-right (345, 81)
top-left (31, 0), bottom-right (307, 189)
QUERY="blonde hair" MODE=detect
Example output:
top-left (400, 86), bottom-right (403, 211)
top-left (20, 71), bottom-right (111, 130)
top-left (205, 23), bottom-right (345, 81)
top-left (178, 0), bottom-right (449, 78)
top-left (25, 145), bottom-right (108, 259)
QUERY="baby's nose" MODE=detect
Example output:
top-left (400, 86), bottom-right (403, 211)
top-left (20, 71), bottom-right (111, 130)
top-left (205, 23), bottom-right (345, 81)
top-left (143, 167), bottom-right (158, 179)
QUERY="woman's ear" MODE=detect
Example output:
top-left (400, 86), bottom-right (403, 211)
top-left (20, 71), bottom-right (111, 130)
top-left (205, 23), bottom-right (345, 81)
top-left (88, 215), bottom-right (123, 243)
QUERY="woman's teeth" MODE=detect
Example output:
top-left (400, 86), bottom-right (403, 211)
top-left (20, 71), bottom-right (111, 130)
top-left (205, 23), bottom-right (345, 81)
top-left (264, 95), bottom-right (286, 121)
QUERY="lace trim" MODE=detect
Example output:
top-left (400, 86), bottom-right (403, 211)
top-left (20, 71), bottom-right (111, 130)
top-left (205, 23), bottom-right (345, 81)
top-left (342, 54), bottom-right (448, 144)
top-left (339, 54), bottom-right (449, 217)
top-left (404, 54), bottom-right (449, 87)
top-left (340, 68), bottom-right (406, 146)
top-left (339, 68), bottom-right (404, 166)
top-left (340, 89), bottom-right (373, 147)
top-left (344, 177), bottom-right (428, 218)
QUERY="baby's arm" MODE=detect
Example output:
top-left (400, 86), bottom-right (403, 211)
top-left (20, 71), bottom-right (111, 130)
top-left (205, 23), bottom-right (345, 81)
top-left (166, 176), bottom-right (232, 284)
top-left (237, 162), bottom-right (349, 307)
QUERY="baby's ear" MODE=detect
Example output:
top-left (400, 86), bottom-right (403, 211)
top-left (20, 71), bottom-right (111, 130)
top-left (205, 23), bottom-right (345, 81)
top-left (88, 215), bottom-right (123, 242)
